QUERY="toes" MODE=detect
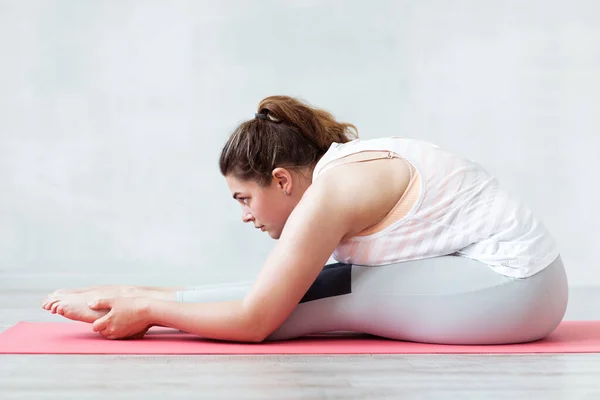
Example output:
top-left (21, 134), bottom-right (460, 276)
top-left (43, 297), bottom-right (55, 310)
top-left (45, 298), bottom-right (60, 311)
top-left (57, 305), bottom-right (64, 315)
top-left (42, 296), bottom-right (51, 309)
top-left (50, 302), bottom-right (60, 314)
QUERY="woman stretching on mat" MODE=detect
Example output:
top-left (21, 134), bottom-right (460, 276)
top-left (42, 95), bottom-right (568, 344)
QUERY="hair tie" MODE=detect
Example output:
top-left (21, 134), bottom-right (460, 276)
top-left (255, 112), bottom-right (268, 120)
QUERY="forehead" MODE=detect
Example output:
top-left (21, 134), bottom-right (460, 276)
top-left (225, 175), bottom-right (259, 193)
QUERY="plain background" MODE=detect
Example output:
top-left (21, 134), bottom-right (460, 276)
top-left (0, 0), bottom-right (598, 290)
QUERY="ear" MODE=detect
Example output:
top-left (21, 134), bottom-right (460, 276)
top-left (272, 167), bottom-right (293, 195)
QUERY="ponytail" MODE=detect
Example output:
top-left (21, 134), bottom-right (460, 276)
top-left (219, 95), bottom-right (358, 186)
top-left (255, 95), bottom-right (357, 151)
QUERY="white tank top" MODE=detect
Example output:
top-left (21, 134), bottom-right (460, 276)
top-left (313, 137), bottom-right (560, 278)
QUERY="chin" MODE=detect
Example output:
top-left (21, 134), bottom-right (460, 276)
top-left (268, 230), bottom-right (281, 240)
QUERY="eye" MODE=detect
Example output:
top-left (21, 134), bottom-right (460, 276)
top-left (238, 197), bottom-right (249, 205)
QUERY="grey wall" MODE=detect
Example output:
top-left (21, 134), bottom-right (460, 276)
top-left (1, 0), bottom-right (598, 288)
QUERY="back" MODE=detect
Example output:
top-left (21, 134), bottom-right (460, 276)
top-left (313, 137), bottom-right (559, 278)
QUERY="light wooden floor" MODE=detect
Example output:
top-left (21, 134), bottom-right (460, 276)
top-left (2, 285), bottom-right (600, 399)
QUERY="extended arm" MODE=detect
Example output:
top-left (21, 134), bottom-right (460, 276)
top-left (93, 159), bottom-right (410, 341)
top-left (143, 180), bottom-right (351, 342)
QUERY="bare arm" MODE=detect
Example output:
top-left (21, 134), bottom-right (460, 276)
top-left (143, 159), bottom-right (410, 342)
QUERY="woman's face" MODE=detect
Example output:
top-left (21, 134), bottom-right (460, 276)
top-left (225, 172), bottom-right (297, 240)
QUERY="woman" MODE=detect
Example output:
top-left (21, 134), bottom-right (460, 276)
top-left (43, 95), bottom-right (568, 344)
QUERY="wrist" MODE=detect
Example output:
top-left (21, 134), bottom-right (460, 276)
top-left (139, 297), bottom-right (157, 325)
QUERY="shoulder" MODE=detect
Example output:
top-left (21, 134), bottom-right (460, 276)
top-left (305, 156), bottom-right (412, 238)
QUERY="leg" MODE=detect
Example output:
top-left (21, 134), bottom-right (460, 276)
top-left (257, 256), bottom-right (568, 344)
top-left (175, 263), bottom-right (348, 303)
top-left (311, 255), bottom-right (568, 344)
top-left (50, 263), bottom-right (352, 334)
top-left (53, 256), bottom-right (568, 344)
top-left (47, 261), bottom-right (347, 313)
top-left (176, 262), bottom-right (359, 339)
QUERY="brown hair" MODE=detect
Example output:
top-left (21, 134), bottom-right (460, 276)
top-left (219, 95), bottom-right (358, 187)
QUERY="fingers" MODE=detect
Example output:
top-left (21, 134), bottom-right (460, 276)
top-left (88, 298), bottom-right (113, 310)
top-left (92, 311), bottom-right (111, 333)
top-left (95, 322), bottom-right (148, 341)
top-left (97, 325), bottom-right (120, 340)
top-left (126, 330), bottom-right (147, 340)
top-left (92, 311), bottom-right (119, 339)
top-left (98, 328), bottom-right (113, 339)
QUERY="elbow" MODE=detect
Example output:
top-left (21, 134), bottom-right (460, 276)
top-left (241, 321), bottom-right (272, 343)
top-left (245, 333), bottom-right (267, 343)
top-left (237, 330), bottom-right (267, 344)
top-left (239, 309), bottom-right (274, 343)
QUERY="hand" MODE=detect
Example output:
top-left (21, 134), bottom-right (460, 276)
top-left (88, 297), bottom-right (153, 340)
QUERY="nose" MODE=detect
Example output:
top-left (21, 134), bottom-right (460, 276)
top-left (242, 211), bottom-right (254, 224)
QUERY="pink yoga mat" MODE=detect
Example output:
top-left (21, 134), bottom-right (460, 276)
top-left (0, 321), bottom-right (598, 354)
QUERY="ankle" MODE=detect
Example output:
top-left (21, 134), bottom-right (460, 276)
top-left (133, 288), bottom-right (175, 301)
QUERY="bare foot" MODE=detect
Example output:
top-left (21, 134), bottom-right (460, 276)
top-left (54, 300), bottom-right (109, 323)
top-left (43, 290), bottom-right (122, 311)
top-left (46, 284), bottom-right (136, 300)
top-left (50, 285), bottom-right (106, 295)
top-left (42, 287), bottom-right (174, 311)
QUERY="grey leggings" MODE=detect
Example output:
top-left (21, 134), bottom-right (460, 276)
top-left (175, 255), bottom-right (568, 345)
